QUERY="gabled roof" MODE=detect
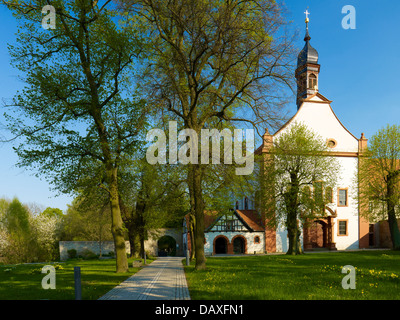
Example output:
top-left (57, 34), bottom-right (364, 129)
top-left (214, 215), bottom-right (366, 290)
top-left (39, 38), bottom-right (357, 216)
top-left (236, 210), bottom-right (264, 231)
top-left (203, 210), bottom-right (263, 232)
top-left (256, 91), bottom-right (359, 153)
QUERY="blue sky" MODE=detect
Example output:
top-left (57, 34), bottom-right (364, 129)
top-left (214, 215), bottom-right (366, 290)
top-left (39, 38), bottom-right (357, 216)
top-left (0, 0), bottom-right (399, 212)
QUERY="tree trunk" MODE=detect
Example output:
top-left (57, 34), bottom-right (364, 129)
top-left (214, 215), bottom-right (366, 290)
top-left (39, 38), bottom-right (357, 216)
top-left (285, 173), bottom-right (303, 255)
top-left (191, 164), bottom-right (206, 270)
top-left (387, 174), bottom-right (400, 250)
top-left (108, 168), bottom-right (129, 273)
top-left (189, 214), bottom-right (196, 260)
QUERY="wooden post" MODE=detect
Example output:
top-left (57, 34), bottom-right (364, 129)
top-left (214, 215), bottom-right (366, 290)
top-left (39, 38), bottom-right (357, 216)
top-left (74, 267), bottom-right (82, 300)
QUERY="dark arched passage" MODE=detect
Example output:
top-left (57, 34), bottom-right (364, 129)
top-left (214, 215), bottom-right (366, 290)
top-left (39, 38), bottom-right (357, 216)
top-left (157, 235), bottom-right (177, 256)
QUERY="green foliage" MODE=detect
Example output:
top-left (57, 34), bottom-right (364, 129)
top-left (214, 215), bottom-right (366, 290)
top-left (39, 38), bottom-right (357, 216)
top-left (41, 207), bottom-right (63, 219)
top-left (4, 198), bottom-right (30, 235)
top-left (0, 197), bottom-right (62, 263)
top-left (357, 124), bottom-right (400, 249)
top-left (60, 197), bottom-right (113, 242)
top-left (67, 249), bottom-right (77, 259)
top-left (358, 124), bottom-right (400, 221)
top-left (79, 249), bottom-right (98, 260)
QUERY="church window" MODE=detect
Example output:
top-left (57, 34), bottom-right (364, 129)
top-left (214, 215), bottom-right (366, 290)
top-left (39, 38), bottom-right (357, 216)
top-left (338, 220), bottom-right (348, 236)
top-left (236, 201), bottom-right (239, 210)
top-left (308, 73), bottom-right (317, 89)
top-left (338, 188), bottom-right (348, 207)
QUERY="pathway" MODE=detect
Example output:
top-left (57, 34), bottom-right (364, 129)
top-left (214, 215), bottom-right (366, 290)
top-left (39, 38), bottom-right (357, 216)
top-left (98, 257), bottom-right (190, 300)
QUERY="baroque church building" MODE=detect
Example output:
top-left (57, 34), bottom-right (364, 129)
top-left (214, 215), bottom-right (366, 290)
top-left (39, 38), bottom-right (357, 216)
top-left (183, 16), bottom-right (370, 255)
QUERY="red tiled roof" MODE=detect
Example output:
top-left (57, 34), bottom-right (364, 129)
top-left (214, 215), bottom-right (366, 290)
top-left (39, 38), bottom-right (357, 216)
top-left (236, 210), bottom-right (264, 231)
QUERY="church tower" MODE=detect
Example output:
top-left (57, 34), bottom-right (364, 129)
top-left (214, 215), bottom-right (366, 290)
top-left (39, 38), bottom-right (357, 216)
top-left (295, 11), bottom-right (320, 109)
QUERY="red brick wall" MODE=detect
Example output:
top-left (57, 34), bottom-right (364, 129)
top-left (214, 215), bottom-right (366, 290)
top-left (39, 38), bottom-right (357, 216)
top-left (378, 219), bottom-right (400, 248)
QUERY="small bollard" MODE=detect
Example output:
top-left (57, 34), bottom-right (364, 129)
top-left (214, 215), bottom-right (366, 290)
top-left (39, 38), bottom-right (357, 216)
top-left (186, 249), bottom-right (190, 266)
top-left (74, 267), bottom-right (82, 300)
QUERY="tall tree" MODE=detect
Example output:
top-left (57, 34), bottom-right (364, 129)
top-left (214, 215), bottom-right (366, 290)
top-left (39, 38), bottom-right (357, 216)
top-left (2, 0), bottom-right (146, 272)
top-left (3, 198), bottom-right (33, 263)
top-left (358, 124), bottom-right (400, 249)
top-left (120, 0), bottom-right (296, 269)
top-left (261, 123), bottom-right (340, 255)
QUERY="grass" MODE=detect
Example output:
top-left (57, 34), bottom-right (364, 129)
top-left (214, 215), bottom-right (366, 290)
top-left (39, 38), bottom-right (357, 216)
top-left (184, 250), bottom-right (400, 300)
top-left (0, 257), bottom-right (154, 300)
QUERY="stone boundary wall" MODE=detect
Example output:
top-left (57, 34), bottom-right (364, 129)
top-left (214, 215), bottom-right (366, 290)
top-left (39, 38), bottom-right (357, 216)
top-left (59, 241), bottom-right (130, 261)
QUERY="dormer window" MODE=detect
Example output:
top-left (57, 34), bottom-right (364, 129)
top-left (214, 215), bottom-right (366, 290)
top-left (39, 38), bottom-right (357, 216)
top-left (308, 73), bottom-right (317, 89)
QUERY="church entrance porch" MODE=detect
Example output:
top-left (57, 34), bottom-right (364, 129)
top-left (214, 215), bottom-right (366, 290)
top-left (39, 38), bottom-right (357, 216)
top-left (303, 216), bottom-right (337, 251)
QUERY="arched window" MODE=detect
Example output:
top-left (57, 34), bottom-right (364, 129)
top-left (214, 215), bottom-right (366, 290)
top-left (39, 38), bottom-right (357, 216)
top-left (235, 201), bottom-right (239, 210)
top-left (308, 73), bottom-right (317, 89)
top-left (244, 197), bottom-right (249, 210)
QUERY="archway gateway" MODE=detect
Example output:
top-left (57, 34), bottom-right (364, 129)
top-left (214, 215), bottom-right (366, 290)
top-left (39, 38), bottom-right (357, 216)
top-left (157, 235), bottom-right (177, 256)
top-left (233, 236), bottom-right (246, 254)
top-left (214, 236), bottom-right (228, 254)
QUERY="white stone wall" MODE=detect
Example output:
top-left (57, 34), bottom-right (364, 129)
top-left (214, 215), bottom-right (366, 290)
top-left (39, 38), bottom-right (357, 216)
top-left (332, 157), bottom-right (360, 250)
top-left (59, 241), bottom-right (130, 261)
top-left (204, 232), bottom-right (265, 255)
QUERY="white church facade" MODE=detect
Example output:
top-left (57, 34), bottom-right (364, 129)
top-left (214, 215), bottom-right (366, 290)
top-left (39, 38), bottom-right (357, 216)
top-left (183, 15), bottom-right (370, 255)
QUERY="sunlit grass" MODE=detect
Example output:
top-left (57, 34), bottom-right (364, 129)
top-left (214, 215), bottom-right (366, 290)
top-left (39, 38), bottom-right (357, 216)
top-left (0, 257), bottom-right (154, 300)
top-left (184, 250), bottom-right (400, 300)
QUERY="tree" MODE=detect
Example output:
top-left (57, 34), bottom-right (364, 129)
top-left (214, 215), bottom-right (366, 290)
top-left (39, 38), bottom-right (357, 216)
top-left (60, 197), bottom-right (113, 243)
top-left (41, 207), bottom-right (64, 219)
top-left (120, 0), bottom-right (296, 269)
top-left (2, 0), bottom-right (147, 272)
top-left (358, 124), bottom-right (400, 250)
top-left (2, 198), bottom-right (33, 263)
top-left (30, 209), bottom-right (62, 261)
top-left (119, 159), bottom-right (188, 258)
top-left (261, 123), bottom-right (340, 255)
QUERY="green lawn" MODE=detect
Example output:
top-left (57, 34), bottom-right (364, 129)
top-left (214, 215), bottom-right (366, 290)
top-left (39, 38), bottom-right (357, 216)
top-left (0, 257), bottom-right (153, 300)
top-left (184, 250), bottom-right (400, 300)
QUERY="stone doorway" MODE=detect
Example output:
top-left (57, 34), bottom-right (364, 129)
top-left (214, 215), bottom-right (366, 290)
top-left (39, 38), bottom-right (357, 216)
top-left (233, 236), bottom-right (246, 254)
top-left (214, 236), bottom-right (228, 254)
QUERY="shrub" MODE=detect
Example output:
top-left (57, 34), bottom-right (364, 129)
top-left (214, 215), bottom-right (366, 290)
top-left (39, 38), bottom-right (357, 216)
top-left (67, 249), bottom-right (77, 259)
top-left (80, 249), bottom-right (97, 260)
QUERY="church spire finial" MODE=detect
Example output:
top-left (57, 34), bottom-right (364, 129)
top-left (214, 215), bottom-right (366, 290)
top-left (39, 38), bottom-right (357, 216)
top-left (304, 9), bottom-right (311, 41)
top-left (304, 9), bottom-right (310, 23)
top-left (296, 8), bottom-right (320, 109)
